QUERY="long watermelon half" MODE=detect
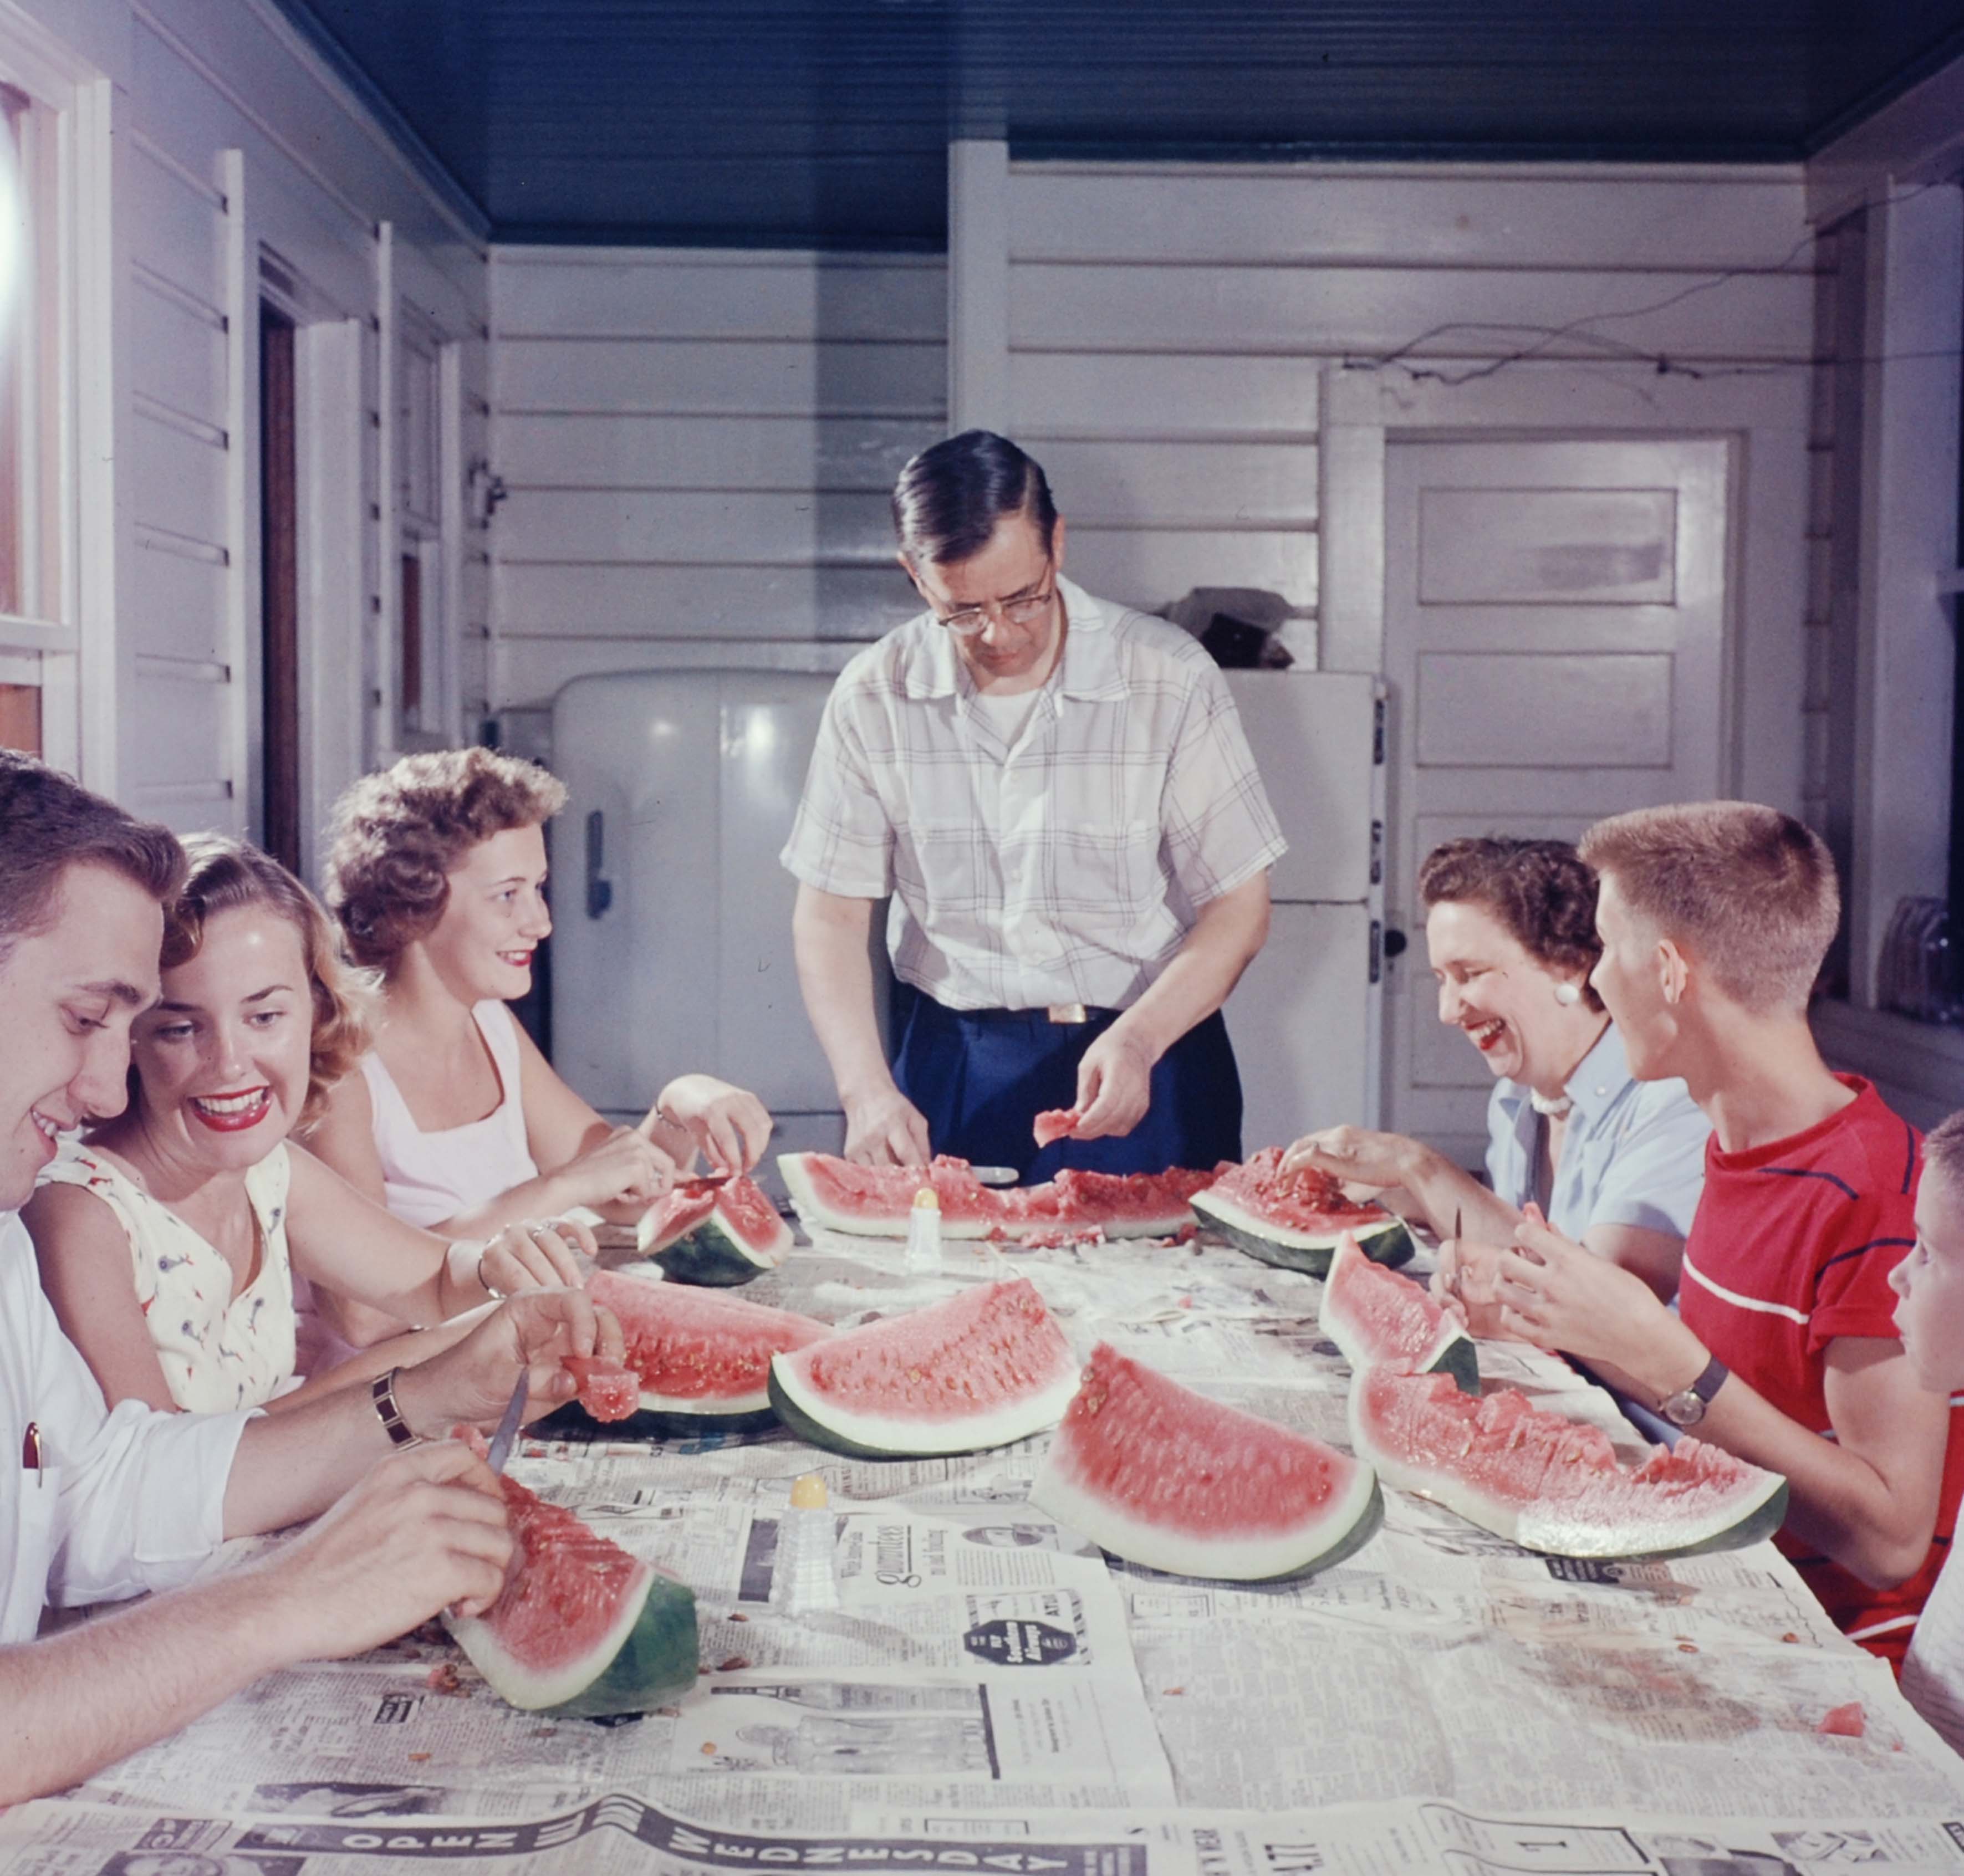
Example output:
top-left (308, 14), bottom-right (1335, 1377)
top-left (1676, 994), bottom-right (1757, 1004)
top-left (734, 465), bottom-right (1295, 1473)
top-left (1191, 1148), bottom-right (1414, 1276)
top-left (768, 1277), bottom-right (1078, 1458)
top-left (568, 1267), bottom-right (829, 1435)
top-left (1032, 1343), bottom-right (1382, 1581)
top-left (1319, 1233), bottom-right (1479, 1394)
top-left (776, 1151), bottom-right (1214, 1242)
top-left (636, 1173), bottom-right (793, 1286)
top-left (1350, 1367), bottom-right (1789, 1560)
top-left (443, 1470), bottom-right (697, 1717)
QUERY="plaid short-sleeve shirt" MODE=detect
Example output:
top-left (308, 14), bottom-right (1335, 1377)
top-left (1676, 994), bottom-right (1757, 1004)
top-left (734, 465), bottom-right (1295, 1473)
top-left (781, 577), bottom-right (1287, 1013)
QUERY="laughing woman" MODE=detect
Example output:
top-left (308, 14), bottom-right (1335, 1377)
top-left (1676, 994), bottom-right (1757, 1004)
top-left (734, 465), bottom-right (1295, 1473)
top-left (25, 836), bottom-right (589, 1414)
top-left (308, 749), bottom-right (773, 1250)
top-left (1283, 837), bottom-right (1709, 1308)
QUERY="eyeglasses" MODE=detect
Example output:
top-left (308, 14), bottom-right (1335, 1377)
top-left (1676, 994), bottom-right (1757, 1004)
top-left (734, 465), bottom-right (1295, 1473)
top-left (933, 568), bottom-right (1057, 637)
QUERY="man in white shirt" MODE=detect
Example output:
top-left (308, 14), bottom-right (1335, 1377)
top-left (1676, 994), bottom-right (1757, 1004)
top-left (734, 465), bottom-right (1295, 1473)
top-left (0, 752), bottom-right (618, 1803)
top-left (783, 431), bottom-right (1284, 1175)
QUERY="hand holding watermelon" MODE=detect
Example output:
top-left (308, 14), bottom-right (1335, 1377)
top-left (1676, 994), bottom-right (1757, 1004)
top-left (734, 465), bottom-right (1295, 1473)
top-left (398, 1287), bottom-right (627, 1434)
top-left (1072, 1026), bottom-right (1154, 1139)
top-left (257, 1440), bottom-right (517, 1655)
top-left (548, 1125), bottom-right (679, 1213)
top-left (1431, 1235), bottom-right (1512, 1341)
top-left (841, 1083), bottom-right (933, 1166)
top-left (1497, 1205), bottom-right (1698, 1391)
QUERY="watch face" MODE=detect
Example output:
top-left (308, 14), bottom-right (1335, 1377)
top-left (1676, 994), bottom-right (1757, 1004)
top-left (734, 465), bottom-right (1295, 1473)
top-left (1662, 1391), bottom-right (1706, 1428)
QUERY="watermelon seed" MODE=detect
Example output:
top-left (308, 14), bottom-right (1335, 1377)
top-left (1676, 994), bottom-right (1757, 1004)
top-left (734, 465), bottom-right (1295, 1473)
top-left (718, 1655), bottom-right (752, 1671)
top-left (728, 1611), bottom-right (749, 1622)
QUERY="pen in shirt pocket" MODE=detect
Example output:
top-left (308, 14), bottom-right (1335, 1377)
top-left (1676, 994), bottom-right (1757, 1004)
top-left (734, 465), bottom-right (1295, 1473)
top-left (21, 1419), bottom-right (42, 1483)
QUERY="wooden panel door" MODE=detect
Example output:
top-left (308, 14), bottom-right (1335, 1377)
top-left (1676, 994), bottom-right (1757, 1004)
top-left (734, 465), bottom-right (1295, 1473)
top-left (1381, 436), bottom-right (1730, 1169)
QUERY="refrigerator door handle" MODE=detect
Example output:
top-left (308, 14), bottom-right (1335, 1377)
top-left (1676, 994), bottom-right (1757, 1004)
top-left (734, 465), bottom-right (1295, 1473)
top-left (585, 809), bottom-right (614, 920)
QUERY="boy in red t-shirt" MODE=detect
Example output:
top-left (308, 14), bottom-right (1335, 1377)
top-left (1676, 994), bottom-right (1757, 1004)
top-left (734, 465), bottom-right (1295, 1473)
top-left (1488, 802), bottom-right (1951, 1664)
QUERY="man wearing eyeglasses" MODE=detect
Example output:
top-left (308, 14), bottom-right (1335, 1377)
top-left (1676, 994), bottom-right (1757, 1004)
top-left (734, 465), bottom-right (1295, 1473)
top-left (782, 430), bottom-right (1284, 1177)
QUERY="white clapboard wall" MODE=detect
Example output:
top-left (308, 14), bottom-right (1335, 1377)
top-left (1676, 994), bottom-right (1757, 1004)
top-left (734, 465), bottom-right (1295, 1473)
top-left (14, 0), bottom-right (488, 872)
top-left (488, 249), bottom-right (948, 707)
top-left (997, 161), bottom-right (1814, 696)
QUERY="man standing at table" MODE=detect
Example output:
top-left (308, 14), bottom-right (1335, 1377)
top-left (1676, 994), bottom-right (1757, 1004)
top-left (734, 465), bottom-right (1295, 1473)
top-left (783, 430), bottom-right (1284, 1176)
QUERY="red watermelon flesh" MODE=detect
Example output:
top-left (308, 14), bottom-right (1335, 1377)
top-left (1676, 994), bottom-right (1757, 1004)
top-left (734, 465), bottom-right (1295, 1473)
top-left (444, 1468), bottom-right (697, 1716)
top-left (1350, 1368), bottom-right (1789, 1560)
top-left (1319, 1233), bottom-right (1479, 1393)
top-left (1033, 1107), bottom-right (1080, 1147)
top-left (563, 1354), bottom-right (641, 1422)
top-left (777, 1151), bottom-right (1215, 1241)
top-left (1032, 1343), bottom-right (1382, 1580)
top-left (636, 1173), bottom-right (793, 1286)
top-left (768, 1277), bottom-right (1079, 1457)
top-left (1192, 1149), bottom-right (1414, 1275)
top-left (588, 1268), bottom-right (828, 1419)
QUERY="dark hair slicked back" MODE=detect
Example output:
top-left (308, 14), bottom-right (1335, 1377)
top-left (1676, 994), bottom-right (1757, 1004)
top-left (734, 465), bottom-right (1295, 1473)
top-left (0, 750), bottom-right (183, 957)
top-left (891, 430), bottom-right (1058, 569)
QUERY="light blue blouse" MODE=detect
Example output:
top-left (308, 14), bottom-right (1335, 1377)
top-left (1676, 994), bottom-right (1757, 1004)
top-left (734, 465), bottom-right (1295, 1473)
top-left (1485, 1020), bottom-right (1711, 1242)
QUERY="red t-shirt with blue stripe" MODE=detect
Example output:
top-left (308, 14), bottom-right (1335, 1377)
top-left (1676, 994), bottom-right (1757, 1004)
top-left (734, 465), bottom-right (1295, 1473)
top-left (1677, 1076), bottom-right (1948, 1663)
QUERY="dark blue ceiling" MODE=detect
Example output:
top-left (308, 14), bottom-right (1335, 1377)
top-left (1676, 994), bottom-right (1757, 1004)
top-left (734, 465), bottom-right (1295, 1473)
top-left (274, 1), bottom-right (1964, 248)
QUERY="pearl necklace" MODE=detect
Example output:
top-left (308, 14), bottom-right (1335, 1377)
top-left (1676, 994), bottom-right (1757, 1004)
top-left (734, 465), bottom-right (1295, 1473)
top-left (1529, 1089), bottom-right (1574, 1120)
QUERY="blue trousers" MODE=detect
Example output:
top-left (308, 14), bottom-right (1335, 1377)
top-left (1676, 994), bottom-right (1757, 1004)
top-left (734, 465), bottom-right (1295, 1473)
top-left (889, 983), bottom-right (1243, 1180)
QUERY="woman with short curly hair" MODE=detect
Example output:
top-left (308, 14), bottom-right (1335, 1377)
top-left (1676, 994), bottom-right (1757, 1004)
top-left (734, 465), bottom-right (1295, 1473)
top-left (310, 748), bottom-right (772, 1251)
top-left (26, 835), bottom-right (589, 1414)
top-left (1283, 835), bottom-right (1710, 1312)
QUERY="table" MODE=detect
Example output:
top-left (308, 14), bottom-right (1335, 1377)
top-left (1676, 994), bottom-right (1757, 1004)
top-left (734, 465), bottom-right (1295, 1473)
top-left (10, 1222), bottom-right (1964, 1876)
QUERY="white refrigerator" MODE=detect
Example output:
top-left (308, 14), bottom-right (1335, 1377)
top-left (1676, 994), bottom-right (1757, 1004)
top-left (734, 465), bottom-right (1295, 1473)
top-left (549, 666), bottom-right (1384, 1162)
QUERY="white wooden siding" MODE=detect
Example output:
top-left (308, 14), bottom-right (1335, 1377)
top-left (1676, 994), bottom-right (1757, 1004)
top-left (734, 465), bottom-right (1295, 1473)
top-left (1006, 160), bottom-right (1815, 655)
top-left (489, 250), bottom-right (946, 707)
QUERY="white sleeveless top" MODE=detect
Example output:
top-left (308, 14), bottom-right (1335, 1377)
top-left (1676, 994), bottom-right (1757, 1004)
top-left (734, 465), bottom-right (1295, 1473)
top-left (37, 1139), bottom-right (299, 1413)
top-left (361, 999), bottom-right (539, 1229)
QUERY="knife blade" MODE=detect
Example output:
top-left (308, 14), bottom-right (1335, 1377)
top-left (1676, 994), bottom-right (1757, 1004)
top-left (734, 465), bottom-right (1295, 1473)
top-left (486, 1371), bottom-right (529, 1475)
top-left (970, 1166), bottom-right (1019, 1187)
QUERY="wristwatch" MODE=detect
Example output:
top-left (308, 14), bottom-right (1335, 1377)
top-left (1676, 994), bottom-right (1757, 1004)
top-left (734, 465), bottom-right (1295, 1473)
top-left (1659, 1355), bottom-right (1729, 1428)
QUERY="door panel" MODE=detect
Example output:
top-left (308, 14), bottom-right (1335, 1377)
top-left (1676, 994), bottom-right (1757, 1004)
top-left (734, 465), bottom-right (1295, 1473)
top-left (1382, 437), bottom-right (1729, 1167)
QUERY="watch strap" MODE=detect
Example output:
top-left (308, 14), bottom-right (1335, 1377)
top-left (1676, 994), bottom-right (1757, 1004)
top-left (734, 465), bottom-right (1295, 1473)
top-left (1661, 1354), bottom-right (1728, 1425)
top-left (370, 1367), bottom-right (419, 1447)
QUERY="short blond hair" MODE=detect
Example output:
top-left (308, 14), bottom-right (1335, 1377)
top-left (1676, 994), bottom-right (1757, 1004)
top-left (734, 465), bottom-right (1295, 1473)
top-left (1925, 1112), bottom-right (1964, 1197)
top-left (1579, 802), bottom-right (1838, 1015)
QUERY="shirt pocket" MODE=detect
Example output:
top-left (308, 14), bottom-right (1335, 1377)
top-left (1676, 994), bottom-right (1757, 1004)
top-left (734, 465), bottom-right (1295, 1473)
top-left (1049, 821), bottom-right (1165, 922)
top-left (894, 817), bottom-right (1001, 917)
top-left (2, 1460), bottom-right (60, 1640)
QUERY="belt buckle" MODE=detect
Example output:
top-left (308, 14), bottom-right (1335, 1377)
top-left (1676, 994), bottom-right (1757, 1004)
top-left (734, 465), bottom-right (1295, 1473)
top-left (1045, 1001), bottom-right (1089, 1025)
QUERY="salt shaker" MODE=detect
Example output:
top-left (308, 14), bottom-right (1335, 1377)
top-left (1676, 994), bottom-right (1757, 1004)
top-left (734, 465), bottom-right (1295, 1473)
top-left (903, 1184), bottom-right (943, 1272)
top-left (771, 1470), bottom-right (840, 1615)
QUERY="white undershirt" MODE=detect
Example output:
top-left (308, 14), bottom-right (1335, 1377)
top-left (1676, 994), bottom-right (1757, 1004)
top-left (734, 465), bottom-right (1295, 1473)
top-left (970, 684), bottom-right (1045, 749)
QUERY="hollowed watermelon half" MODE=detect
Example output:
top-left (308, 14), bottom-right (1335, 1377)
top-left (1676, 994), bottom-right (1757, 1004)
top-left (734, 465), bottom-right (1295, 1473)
top-left (636, 1173), bottom-right (794, 1286)
top-left (1319, 1233), bottom-right (1478, 1394)
top-left (1191, 1148), bottom-right (1414, 1276)
top-left (1350, 1367), bottom-right (1789, 1560)
top-left (559, 1267), bottom-right (829, 1435)
top-left (1032, 1342), bottom-right (1383, 1581)
top-left (443, 1470), bottom-right (698, 1718)
top-left (768, 1277), bottom-right (1078, 1458)
top-left (778, 1152), bottom-right (1008, 1239)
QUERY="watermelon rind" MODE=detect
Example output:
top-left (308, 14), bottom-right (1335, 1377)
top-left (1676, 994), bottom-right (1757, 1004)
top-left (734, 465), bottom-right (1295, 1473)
top-left (767, 1279), bottom-right (1080, 1459)
top-left (1318, 1235), bottom-right (1480, 1395)
top-left (534, 1392), bottom-right (780, 1440)
top-left (768, 1357), bottom-right (1080, 1460)
top-left (1191, 1185), bottom-right (1415, 1276)
top-left (1350, 1369), bottom-right (1791, 1561)
top-left (444, 1564), bottom-right (699, 1719)
top-left (636, 1178), bottom-right (794, 1286)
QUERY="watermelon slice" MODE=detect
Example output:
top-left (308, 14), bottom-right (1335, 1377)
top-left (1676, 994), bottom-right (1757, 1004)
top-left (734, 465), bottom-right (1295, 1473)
top-left (1032, 1343), bottom-right (1382, 1581)
top-left (1319, 1233), bottom-right (1478, 1394)
top-left (1191, 1148), bottom-right (1414, 1275)
top-left (566, 1268), bottom-right (830, 1435)
top-left (1033, 1107), bottom-right (1080, 1147)
top-left (768, 1277), bottom-right (1078, 1458)
top-left (777, 1151), bottom-right (1215, 1241)
top-left (635, 1173), bottom-right (793, 1286)
top-left (1350, 1367), bottom-right (1789, 1560)
top-left (563, 1354), bottom-right (641, 1422)
top-left (443, 1470), bottom-right (698, 1717)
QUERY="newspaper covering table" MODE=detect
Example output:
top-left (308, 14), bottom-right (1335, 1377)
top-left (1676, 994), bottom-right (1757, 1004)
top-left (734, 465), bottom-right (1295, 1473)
top-left (11, 1217), bottom-right (1964, 1874)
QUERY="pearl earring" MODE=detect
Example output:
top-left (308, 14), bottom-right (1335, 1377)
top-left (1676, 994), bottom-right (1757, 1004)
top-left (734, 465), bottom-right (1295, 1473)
top-left (1554, 981), bottom-right (1582, 1007)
